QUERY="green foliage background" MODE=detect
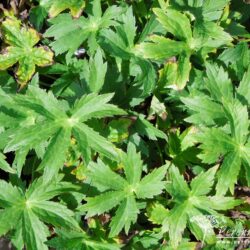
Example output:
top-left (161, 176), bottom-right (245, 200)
top-left (0, 0), bottom-right (249, 249)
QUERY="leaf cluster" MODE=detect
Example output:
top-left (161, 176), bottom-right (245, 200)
top-left (0, 0), bottom-right (249, 249)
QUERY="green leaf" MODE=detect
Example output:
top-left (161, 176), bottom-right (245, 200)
top-left (1, 86), bottom-right (125, 177)
top-left (82, 144), bottom-right (167, 236)
top-left (136, 165), bottom-right (167, 199)
top-left (242, 141), bottom-right (250, 185)
top-left (98, 7), bottom-right (137, 59)
top-left (190, 166), bottom-right (218, 196)
top-left (0, 207), bottom-right (22, 235)
top-left (159, 53), bottom-right (191, 90)
top-left (109, 196), bottom-right (139, 237)
top-left (81, 191), bottom-right (126, 217)
top-left (122, 143), bottom-right (143, 185)
top-left (188, 209), bottom-right (216, 245)
top-left (131, 57), bottom-right (157, 95)
top-left (119, 7), bottom-right (137, 48)
top-left (153, 8), bottom-right (192, 41)
top-left (31, 201), bottom-right (80, 229)
top-left (22, 209), bottom-right (49, 250)
top-left (166, 166), bottom-right (190, 198)
top-left (71, 93), bottom-right (125, 122)
top-left (88, 160), bottom-right (128, 191)
top-left (13, 148), bottom-right (29, 177)
top-left (0, 178), bottom-right (79, 250)
top-left (183, 62), bottom-right (250, 194)
top-left (25, 177), bottom-right (78, 202)
top-left (197, 128), bottom-right (235, 164)
top-left (181, 96), bottom-right (225, 126)
top-left (134, 114), bottom-right (167, 140)
top-left (166, 202), bottom-right (189, 248)
top-left (136, 35), bottom-right (188, 60)
top-left (38, 128), bottom-right (71, 182)
top-left (29, 6), bottom-right (47, 31)
top-left (88, 48), bottom-right (107, 93)
top-left (73, 123), bottom-right (119, 160)
top-left (4, 120), bottom-right (60, 153)
top-left (202, 0), bottom-right (230, 21)
top-left (0, 15), bottom-right (53, 86)
top-left (205, 63), bottom-right (233, 102)
top-left (162, 165), bottom-right (240, 247)
top-left (15, 86), bottom-right (67, 119)
top-left (147, 202), bottom-right (169, 225)
top-left (106, 118), bottom-right (132, 143)
top-left (44, 14), bottom-right (89, 56)
top-left (208, 196), bottom-right (242, 210)
top-left (216, 152), bottom-right (241, 195)
top-left (0, 180), bottom-right (23, 207)
top-left (193, 21), bottom-right (232, 51)
top-left (99, 29), bottom-right (132, 60)
top-left (223, 100), bottom-right (249, 144)
top-left (44, 3), bottom-right (122, 56)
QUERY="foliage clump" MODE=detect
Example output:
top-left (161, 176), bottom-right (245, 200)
top-left (0, 0), bottom-right (249, 249)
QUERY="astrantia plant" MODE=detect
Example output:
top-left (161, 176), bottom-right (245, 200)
top-left (0, 85), bottom-right (125, 180)
top-left (163, 165), bottom-right (241, 247)
top-left (0, 0), bottom-right (249, 249)
top-left (181, 63), bottom-right (250, 195)
top-left (136, 4), bottom-right (232, 90)
top-left (80, 143), bottom-right (167, 237)
top-left (0, 175), bottom-right (80, 250)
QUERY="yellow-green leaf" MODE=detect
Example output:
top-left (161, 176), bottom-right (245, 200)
top-left (0, 16), bottom-right (53, 86)
top-left (40, 0), bottom-right (85, 18)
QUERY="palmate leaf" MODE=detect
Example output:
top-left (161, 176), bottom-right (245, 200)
top-left (44, 0), bottom-right (122, 56)
top-left (182, 64), bottom-right (250, 194)
top-left (0, 14), bottom-right (53, 86)
top-left (0, 86), bottom-right (125, 180)
top-left (44, 14), bottom-right (89, 56)
top-left (80, 143), bottom-right (167, 237)
top-left (99, 7), bottom-right (157, 96)
top-left (46, 50), bottom-right (107, 97)
top-left (0, 177), bottom-right (80, 250)
top-left (136, 6), bottom-right (232, 90)
top-left (40, 0), bottom-right (85, 18)
top-left (197, 126), bottom-right (249, 195)
top-left (162, 165), bottom-right (242, 248)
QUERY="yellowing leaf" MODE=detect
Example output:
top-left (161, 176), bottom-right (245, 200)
top-left (0, 16), bottom-right (53, 87)
top-left (40, 0), bottom-right (85, 18)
